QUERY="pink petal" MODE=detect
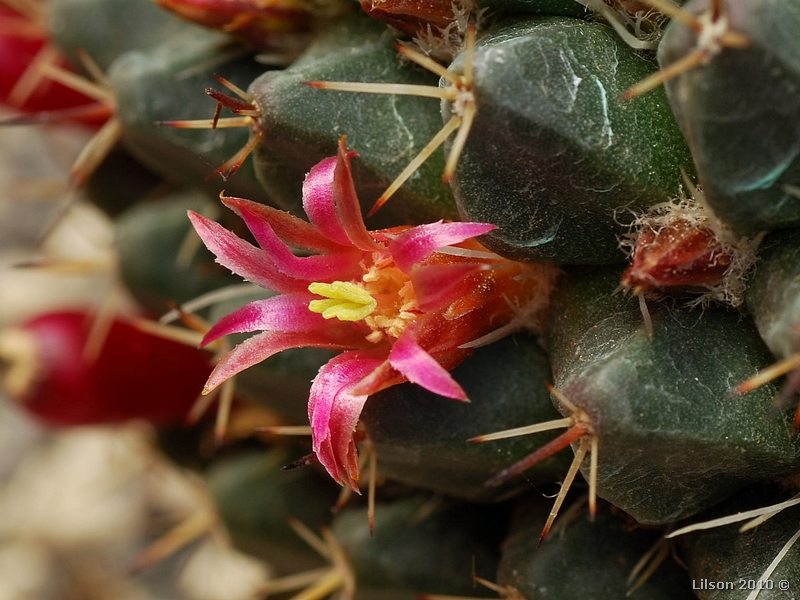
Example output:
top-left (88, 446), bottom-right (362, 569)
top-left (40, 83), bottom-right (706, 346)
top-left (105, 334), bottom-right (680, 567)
top-left (411, 263), bottom-right (489, 312)
top-left (188, 211), bottom-right (305, 294)
top-left (235, 202), bottom-right (363, 282)
top-left (309, 351), bottom-right (384, 489)
top-left (389, 221), bottom-right (496, 273)
top-left (332, 138), bottom-right (383, 252)
top-left (222, 195), bottom-right (350, 254)
top-left (387, 329), bottom-right (467, 400)
top-left (302, 157), bottom-right (352, 247)
top-left (201, 293), bottom-right (327, 345)
top-left (348, 359), bottom-right (398, 397)
top-left (203, 327), bottom-right (366, 393)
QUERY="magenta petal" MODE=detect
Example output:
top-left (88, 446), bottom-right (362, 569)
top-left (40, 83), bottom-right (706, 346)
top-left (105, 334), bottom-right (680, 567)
top-left (309, 351), bottom-right (384, 489)
top-left (389, 221), bottom-right (496, 273)
top-left (302, 157), bottom-right (352, 247)
top-left (236, 203), bottom-right (362, 282)
top-left (348, 359), bottom-right (397, 397)
top-left (201, 293), bottom-right (327, 345)
top-left (204, 328), bottom-right (364, 393)
top-left (222, 196), bottom-right (350, 254)
top-left (387, 330), bottom-right (467, 400)
top-left (411, 263), bottom-right (488, 311)
top-left (188, 211), bottom-right (305, 294)
top-left (332, 139), bottom-right (382, 252)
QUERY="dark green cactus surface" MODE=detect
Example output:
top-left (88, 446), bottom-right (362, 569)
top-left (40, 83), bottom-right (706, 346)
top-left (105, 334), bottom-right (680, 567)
top-left (48, 0), bottom-right (203, 70)
top-left (658, 0), bottom-right (800, 232)
top-left (109, 31), bottom-right (274, 205)
top-left (207, 448), bottom-right (340, 573)
top-left (498, 496), bottom-right (696, 599)
top-left (677, 486), bottom-right (800, 600)
top-left (745, 228), bottom-right (800, 360)
top-left (249, 13), bottom-right (459, 226)
top-left (452, 17), bottom-right (692, 263)
top-left (549, 266), bottom-right (800, 524)
top-left (115, 191), bottom-right (240, 315)
top-left (361, 334), bottom-right (570, 501)
top-left (331, 496), bottom-right (503, 599)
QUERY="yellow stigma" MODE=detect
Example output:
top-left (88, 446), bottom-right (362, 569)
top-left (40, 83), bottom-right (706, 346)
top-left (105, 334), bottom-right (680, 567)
top-left (308, 281), bottom-right (377, 321)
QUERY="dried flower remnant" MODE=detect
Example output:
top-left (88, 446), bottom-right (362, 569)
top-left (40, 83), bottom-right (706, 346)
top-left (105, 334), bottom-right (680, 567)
top-left (576, 0), bottom-right (668, 50)
top-left (623, 218), bottom-right (730, 291)
top-left (620, 183), bottom-right (761, 308)
top-left (188, 138), bottom-right (559, 489)
top-left (359, 0), bottom-right (459, 40)
top-left (152, 0), bottom-right (349, 55)
top-left (364, 0), bottom-right (482, 62)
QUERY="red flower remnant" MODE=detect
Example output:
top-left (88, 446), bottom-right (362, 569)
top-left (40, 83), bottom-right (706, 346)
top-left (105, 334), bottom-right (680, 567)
top-left (621, 217), bottom-right (732, 292)
top-left (153, 0), bottom-right (346, 51)
top-left (0, 5), bottom-right (110, 121)
top-left (0, 311), bottom-right (213, 427)
top-left (189, 138), bottom-right (558, 490)
top-left (620, 193), bottom-right (760, 307)
top-left (358, 0), bottom-right (459, 39)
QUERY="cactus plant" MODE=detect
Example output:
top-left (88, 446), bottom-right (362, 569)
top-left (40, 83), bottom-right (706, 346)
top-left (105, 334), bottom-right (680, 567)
top-left (5, 0), bottom-right (800, 598)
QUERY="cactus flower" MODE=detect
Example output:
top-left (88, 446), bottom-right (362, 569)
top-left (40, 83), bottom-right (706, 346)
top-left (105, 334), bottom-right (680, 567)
top-left (188, 138), bottom-right (557, 489)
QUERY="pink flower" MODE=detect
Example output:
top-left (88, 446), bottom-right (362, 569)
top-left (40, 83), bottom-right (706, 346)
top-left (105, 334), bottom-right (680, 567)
top-left (189, 138), bottom-right (556, 490)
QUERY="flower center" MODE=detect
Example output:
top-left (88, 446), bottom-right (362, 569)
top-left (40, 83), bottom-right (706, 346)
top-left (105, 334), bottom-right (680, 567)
top-left (308, 281), bottom-right (377, 321)
top-left (362, 258), bottom-right (418, 343)
top-left (308, 255), bottom-right (420, 343)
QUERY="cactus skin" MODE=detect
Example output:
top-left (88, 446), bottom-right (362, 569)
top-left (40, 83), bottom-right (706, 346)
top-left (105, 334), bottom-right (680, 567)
top-left (452, 17), bottom-right (692, 264)
top-left (109, 30), bottom-right (274, 206)
top-left (206, 448), bottom-right (340, 574)
top-left (658, 0), bottom-right (800, 233)
top-left (115, 191), bottom-right (241, 316)
top-left (248, 14), bottom-right (459, 227)
top-left (745, 228), bottom-right (800, 360)
top-left (677, 486), bottom-right (800, 600)
top-left (84, 147), bottom-right (164, 217)
top-left (548, 266), bottom-right (800, 524)
top-left (48, 0), bottom-right (204, 71)
top-left (361, 334), bottom-right (570, 502)
top-left (498, 496), bottom-right (696, 600)
top-left (331, 496), bottom-right (503, 599)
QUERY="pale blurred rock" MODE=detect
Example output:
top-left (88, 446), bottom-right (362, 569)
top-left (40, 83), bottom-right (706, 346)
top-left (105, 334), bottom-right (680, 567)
top-left (178, 537), bottom-right (272, 600)
top-left (0, 426), bottom-right (150, 549)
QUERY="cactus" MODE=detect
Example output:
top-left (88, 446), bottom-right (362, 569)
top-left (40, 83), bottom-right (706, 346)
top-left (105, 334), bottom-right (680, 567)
top-left (4, 0), bottom-right (800, 598)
